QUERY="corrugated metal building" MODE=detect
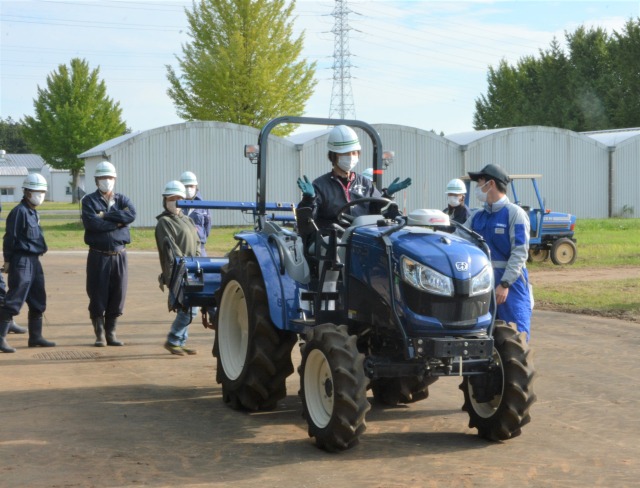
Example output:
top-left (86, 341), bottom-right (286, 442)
top-left (582, 128), bottom-right (640, 218)
top-left (446, 126), bottom-right (611, 218)
top-left (79, 122), bottom-right (639, 227)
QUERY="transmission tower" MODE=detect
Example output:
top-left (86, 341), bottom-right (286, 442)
top-left (329, 0), bottom-right (356, 119)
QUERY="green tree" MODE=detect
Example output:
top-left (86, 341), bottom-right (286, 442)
top-left (22, 58), bottom-right (127, 202)
top-left (474, 19), bottom-right (640, 131)
top-left (608, 19), bottom-right (640, 127)
top-left (0, 117), bottom-right (32, 153)
top-left (166, 0), bottom-right (316, 136)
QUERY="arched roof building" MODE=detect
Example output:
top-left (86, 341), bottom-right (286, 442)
top-left (79, 122), bottom-right (639, 227)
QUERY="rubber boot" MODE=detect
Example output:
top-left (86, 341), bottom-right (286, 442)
top-left (105, 316), bottom-right (124, 346)
top-left (9, 321), bottom-right (27, 334)
top-left (0, 319), bottom-right (16, 353)
top-left (27, 313), bottom-right (56, 348)
top-left (92, 317), bottom-right (106, 347)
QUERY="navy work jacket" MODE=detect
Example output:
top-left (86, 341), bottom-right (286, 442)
top-left (81, 190), bottom-right (136, 252)
top-left (3, 200), bottom-right (48, 261)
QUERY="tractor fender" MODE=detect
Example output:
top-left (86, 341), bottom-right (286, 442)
top-left (237, 232), bottom-right (303, 331)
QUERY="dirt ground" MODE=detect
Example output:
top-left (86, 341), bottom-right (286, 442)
top-left (1, 252), bottom-right (639, 488)
top-left (529, 265), bottom-right (640, 285)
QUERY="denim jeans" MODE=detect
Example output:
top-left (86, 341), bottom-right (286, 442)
top-left (167, 308), bottom-right (197, 346)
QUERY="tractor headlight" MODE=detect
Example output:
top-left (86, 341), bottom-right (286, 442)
top-left (401, 256), bottom-right (454, 297)
top-left (470, 265), bottom-right (493, 296)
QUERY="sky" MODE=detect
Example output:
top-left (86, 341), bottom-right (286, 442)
top-left (1, 0), bottom-right (639, 137)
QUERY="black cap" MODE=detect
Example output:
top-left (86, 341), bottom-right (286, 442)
top-left (468, 164), bottom-right (510, 185)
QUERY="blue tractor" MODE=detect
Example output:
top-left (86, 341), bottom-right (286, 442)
top-left (172, 117), bottom-right (536, 452)
top-left (509, 175), bottom-right (577, 265)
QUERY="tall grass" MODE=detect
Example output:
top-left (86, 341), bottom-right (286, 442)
top-left (528, 218), bottom-right (640, 269)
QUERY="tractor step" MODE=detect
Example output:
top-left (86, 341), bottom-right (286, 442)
top-left (300, 291), bottom-right (340, 301)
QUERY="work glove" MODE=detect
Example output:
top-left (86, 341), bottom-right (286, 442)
top-left (297, 176), bottom-right (315, 198)
top-left (387, 177), bottom-right (412, 196)
top-left (2, 262), bottom-right (8, 273)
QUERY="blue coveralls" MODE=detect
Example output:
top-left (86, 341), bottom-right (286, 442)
top-left (184, 191), bottom-right (211, 256)
top-left (464, 197), bottom-right (532, 340)
top-left (81, 190), bottom-right (136, 319)
top-left (1, 200), bottom-right (48, 321)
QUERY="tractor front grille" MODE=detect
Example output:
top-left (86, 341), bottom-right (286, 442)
top-left (400, 283), bottom-right (490, 328)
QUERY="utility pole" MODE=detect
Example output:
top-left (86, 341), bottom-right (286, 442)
top-left (329, 0), bottom-right (356, 119)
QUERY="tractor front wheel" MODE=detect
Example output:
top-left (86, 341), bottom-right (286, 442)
top-left (299, 324), bottom-right (370, 451)
top-left (214, 249), bottom-right (297, 411)
top-left (461, 321), bottom-right (536, 441)
top-left (550, 238), bottom-right (577, 265)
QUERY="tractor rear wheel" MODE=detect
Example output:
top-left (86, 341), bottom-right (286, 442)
top-left (550, 238), bottom-right (577, 265)
top-left (528, 248), bottom-right (549, 263)
top-left (461, 320), bottom-right (536, 441)
top-left (371, 376), bottom-right (438, 406)
top-left (299, 323), bottom-right (370, 452)
top-left (213, 249), bottom-right (297, 411)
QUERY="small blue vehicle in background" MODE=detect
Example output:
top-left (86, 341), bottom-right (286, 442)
top-left (171, 117), bottom-right (536, 452)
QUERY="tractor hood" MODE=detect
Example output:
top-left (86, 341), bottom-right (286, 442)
top-left (390, 226), bottom-right (490, 280)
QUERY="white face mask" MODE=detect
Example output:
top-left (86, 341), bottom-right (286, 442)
top-left (29, 192), bottom-right (46, 207)
top-left (448, 195), bottom-right (461, 207)
top-left (475, 182), bottom-right (489, 203)
top-left (165, 200), bottom-right (180, 214)
top-left (98, 179), bottom-right (115, 193)
top-left (337, 154), bottom-right (359, 172)
top-left (185, 187), bottom-right (197, 199)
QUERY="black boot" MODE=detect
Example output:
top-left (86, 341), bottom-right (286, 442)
top-left (105, 316), bottom-right (124, 346)
top-left (92, 317), bottom-right (106, 347)
top-left (27, 313), bottom-right (55, 348)
top-left (9, 321), bottom-right (27, 334)
top-left (0, 319), bottom-right (16, 353)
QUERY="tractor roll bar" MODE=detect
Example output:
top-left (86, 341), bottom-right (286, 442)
top-left (255, 116), bottom-right (384, 229)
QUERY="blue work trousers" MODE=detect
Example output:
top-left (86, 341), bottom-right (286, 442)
top-left (494, 268), bottom-right (532, 341)
top-left (86, 249), bottom-right (128, 319)
top-left (0, 254), bottom-right (46, 319)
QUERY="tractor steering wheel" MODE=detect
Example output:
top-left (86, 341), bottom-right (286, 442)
top-left (336, 197), bottom-right (396, 227)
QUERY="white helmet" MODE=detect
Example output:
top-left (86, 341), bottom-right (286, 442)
top-left (23, 173), bottom-right (48, 192)
top-left (162, 180), bottom-right (186, 198)
top-left (327, 125), bottom-right (361, 153)
top-left (179, 171), bottom-right (198, 186)
top-left (95, 161), bottom-right (117, 178)
top-left (445, 178), bottom-right (466, 195)
top-left (362, 168), bottom-right (374, 181)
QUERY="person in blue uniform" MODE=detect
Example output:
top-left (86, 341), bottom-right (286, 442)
top-left (0, 173), bottom-right (55, 353)
top-left (81, 161), bottom-right (136, 347)
top-left (0, 202), bottom-right (26, 335)
top-left (461, 164), bottom-right (532, 340)
top-left (179, 171), bottom-right (211, 256)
